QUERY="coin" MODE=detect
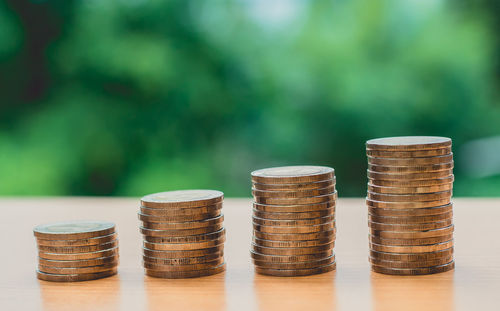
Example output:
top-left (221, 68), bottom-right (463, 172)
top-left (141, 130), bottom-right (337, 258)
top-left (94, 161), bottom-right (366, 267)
top-left (367, 154), bottom-right (454, 166)
top-left (141, 190), bottom-right (224, 208)
top-left (36, 233), bottom-right (117, 247)
top-left (140, 224), bottom-right (223, 237)
top-left (39, 247), bottom-right (119, 261)
top-left (38, 262), bottom-right (118, 275)
top-left (366, 147), bottom-right (452, 158)
top-left (366, 136), bottom-right (452, 151)
top-left (143, 236), bottom-right (225, 251)
top-left (371, 261), bottom-right (454, 275)
top-left (369, 175), bottom-right (454, 187)
top-left (33, 221), bottom-right (115, 240)
top-left (253, 221), bottom-right (335, 234)
top-left (370, 240), bottom-right (453, 253)
top-left (253, 201), bottom-right (336, 213)
top-left (145, 262), bottom-right (226, 279)
top-left (141, 215), bottom-right (224, 230)
top-left (252, 185), bottom-right (335, 198)
top-left (254, 229), bottom-right (336, 241)
top-left (143, 245), bottom-right (224, 259)
top-left (251, 166), bottom-right (335, 184)
top-left (368, 219), bottom-right (452, 231)
top-left (250, 250), bottom-right (334, 263)
top-left (252, 214), bottom-right (335, 226)
top-left (253, 255), bottom-right (336, 270)
top-left (143, 257), bottom-right (224, 271)
top-left (254, 192), bottom-right (337, 205)
top-left (251, 242), bottom-right (334, 255)
top-left (368, 169), bottom-right (453, 181)
top-left (369, 212), bottom-right (452, 224)
top-left (143, 228), bottom-right (226, 243)
top-left (367, 183), bottom-right (453, 194)
top-left (143, 252), bottom-right (223, 265)
top-left (366, 198), bottom-right (451, 209)
top-left (368, 204), bottom-right (453, 217)
top-left (369, 256), bottom-right (453, 269)
top-left (369, 234), bottom-right (453, 246)
top-left (138, 211), bottom-right (221, 223)
top-left (140, 203), bottom-right (222, 216)
top-left (367, 190), bottom-right (452, 202)
top-left (253, 179), bottom-right (335, 191)
top-left (253, 208), bottom-right (335, 220)
top-left (36, 267), bottom-right (118, 282)
top-left (255, 261), bottom-right (336, 277)
top-left (37, 240), bottom-right (118, 254)
top-left (370, 248), bottom-right (453, 261)
top-left (368, 162), bottom-right (454, 173)
top-left (252, 236), bottom-right (335, 248)
top-left (37, 255), bottom-right (119, 268)
top-left (370, 225), bottom-right (454, 239)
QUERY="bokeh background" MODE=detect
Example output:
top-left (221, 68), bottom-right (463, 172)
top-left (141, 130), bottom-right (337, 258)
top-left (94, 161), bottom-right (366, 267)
top-left (0, 0), bottom-right (499, 197)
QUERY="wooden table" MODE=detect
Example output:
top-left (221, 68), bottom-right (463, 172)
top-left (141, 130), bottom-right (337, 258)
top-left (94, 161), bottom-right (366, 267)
top-left (1, 197), bottom-right (498, 310)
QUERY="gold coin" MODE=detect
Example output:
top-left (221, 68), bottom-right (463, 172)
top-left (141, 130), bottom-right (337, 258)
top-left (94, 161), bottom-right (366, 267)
top-left (252, 185), bottom-right (335, 198)
top-left (143, 257), bottom-right (224, 271)
top-left (250, 250), bottom-right (333, 263)
top-left (252, 214), bottom-right (334, 226)
top-left (366, 198), bottom-right (451, 209)
top-left (140, 224), bottom-right (223, 237)
top-left (145, 262), bottom-right (226, 279)
top-left (143, 236), bottom-right (225, 251)
top-left (253, 201), bottom-right (336, 213)
top-left (368, 169), bottom-right (453, 181)
top-left (255, 261), bottom-right (336, 277)
top-left (38, 262), bottom-right (118, 275)
top-left (253, 208), bottom-right (335, 220)
top-left (370, 240), bottom-right (453, 253)
top-left (254, 192), bottom-right (337, 205)
top-left (143, 245), bottom-right (224, 259)
top-left (368, 175), bottom-right (454, 187)
top-left (143, 228), bottom-right (226, 243)
top-left (371, 261), bottom-right (454, 275)
top-left (33, 221), bottom-right (115, 240)
top-left (140, 203), bottom-right (222, 216)
top-left (368, 219), bottom-right (452, 231)
top-left (138, 211), bottom-right (221, 223)
top-left (370, 248), bottom-right (453, 262)
top-left (368, 162), bottom-right (454, 173)
top-left (253, 254), bottom-right (335, 270)
top-left (36, 233), bottom-right (117, 247)
top-left (369, 234), bottom-right (453, 246)
top-left (251, 166), bottom-right (335, 184)
top-left (37, 255), bottom-right (119, 268)
top-left (253, 179), bottom-right (335, 191)
top-left (368, 204), bottom-right (453, 217)
top-left (252, 236), bottom-right (335, 248)
top-left (367, 154), bottom-right (454, 166)
top-left (367, 183), bottom-right (453, 195)
top-left (141, 215), bottom-right (224, 230)
top-left (368, 212), bottom-right (453, 224)
top-left (370, 225), bottom-right (454, 239)
top-left (141, 190), bottom-right (224, 208)
top-left (367, 190), bottom-right (452, 202)
top-left (39, 247), bottom-right (119, 261)
top-left (366, 136), bottom-right (452, 151)
top-left (143, 252), bottom-right (223, 265)
top-left (37, 240), bottom-right (118, 254)
top-left (370, 256), bottom-right (453, 269)
top-left (254, 229), bottom-right (336, 241)
top-left (367, 147), bottom-right (451, 158)
top-left (253, 221), bottom-right (335, 234)
top-left (36, 267), bottom-right (118, 282)
top-left (251, 242), bottom-right (334, 255)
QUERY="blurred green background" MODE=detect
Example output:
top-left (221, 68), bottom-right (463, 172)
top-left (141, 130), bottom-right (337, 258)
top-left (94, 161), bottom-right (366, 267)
top-left (0, 0), bottom-right (499, 197)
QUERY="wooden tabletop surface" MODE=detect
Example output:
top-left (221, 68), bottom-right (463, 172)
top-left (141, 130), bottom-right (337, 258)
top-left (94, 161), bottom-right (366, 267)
top-left (0, 197), bottom-right (498, 311)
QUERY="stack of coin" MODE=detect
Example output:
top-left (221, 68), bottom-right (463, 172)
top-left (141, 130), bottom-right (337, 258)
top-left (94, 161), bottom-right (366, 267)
top-left (250, 166), bottom-right (337, 276)
top-left (366, 136), bottom-right (455, 275)
top-left (139, 190), bottom-right (226, 278)
top-left (34, 221), bottom-right (119, 282)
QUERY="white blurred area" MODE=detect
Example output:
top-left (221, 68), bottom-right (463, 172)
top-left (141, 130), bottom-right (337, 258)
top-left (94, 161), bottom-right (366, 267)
top-left (460, 136), bottom-right (500, 178)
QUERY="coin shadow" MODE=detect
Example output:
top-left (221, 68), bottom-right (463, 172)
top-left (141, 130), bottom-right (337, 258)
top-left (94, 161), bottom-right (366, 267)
top-left (253, 270), bottom-right (337, 311)
top-left (370, 270), bottom-right (455, 311)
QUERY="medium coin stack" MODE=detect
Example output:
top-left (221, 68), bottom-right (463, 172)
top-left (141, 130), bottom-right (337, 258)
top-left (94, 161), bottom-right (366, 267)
top-left (366, 136), bottom-right (455, 275)
top-left (139, 190), bottom-right (226, 278)
top-left (250, 166), bottom-right (337, 276)
top-left (34, 221), bottom-right (119, 282)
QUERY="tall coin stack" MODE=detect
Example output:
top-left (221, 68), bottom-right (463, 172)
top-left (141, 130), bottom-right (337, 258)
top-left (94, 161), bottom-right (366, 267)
top-left (366, 136), bottom-right (455, 275)
top-left (250, 166), bottom-right (337, 276)
top-left (139, 190), bottom-right (226, 278)
top-left (34, 221), bottom-right (119, 282)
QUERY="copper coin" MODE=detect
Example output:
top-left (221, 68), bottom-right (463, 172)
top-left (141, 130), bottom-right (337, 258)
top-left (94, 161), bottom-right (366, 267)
top-left (143, 228), bottom-right (226, 244)
top-left (253, 221), bottom-right (335, 234)
top-left (368, 204), bottom-right (453, 217)
top-left (366, 147), bottom-right (452, 158)
top-left (38, 262), bottom-right (118, 275)
top-left (141, 215), bottom-right (224, 230)
top-left (367, 190), bottom-right (452, 202)
top-left (370, 248), bottom-right (453, 262)
top-left (140, 224), bottom-right (223, 237)
top-left (253, 208), bottom-right (335, 220)
top-left (143, 257), bottom-right (224, 271)
top-left (368, 169), bottom-right (453, 181)
top-left (143, 245), bottom-right (224, 259)
top-left (369, 219), bottom-right (452, 231)
top-left (366, 136), bottom-right (452, 151)
top-left (370, 225), bottom-right (454, 239)
top-left (250, 250), bottom-right (334, 263)
top-left (371, 261), bottom-right (454, 275)
top-left (255, 261), bottom-right (336, 277)
top-left (253, 179), bottom-right (335, 191)
top-left (141, 190), bottom-right (224, 208)
top-left (370, 256), bottom-right (453, 269)
top-left (252, 214), bottom-right (334, 227)
top-left (369, 234), bottom-right (453, 246)
top-left (138, 211), bottom-right (221, 223)
top-left (370, 240), bottom-right (453, 253)
top-left (368, 175), bottom-right (454, 187)
top-left (38, 255), bottom-right (119, 268)
top-left (254, 192), bottom-right (337, 205)
top-left (251, 166), bottom-right (335, 184)
top-left (254, 229), bottom-right (336, 241)
top-left (143, 236), bottom-right (225, 251)
top-left (252, 185), bottom-right (336, 198)
top-left (253, 201), bottom-right (336, 213)
top-left (37, 240), bottom-right (118, 254)
top-left (140, 203), bottom-right (222, 216)
top-left (253, 254), bottom-right (336, 270)
top-left (39, 247), bottom-right (119, 261)
top-left (36, 267), bottom-right (118, 282)
top-left (366, 198), bottom-right (451, 209)
top-left (253, 236), bottom-right (335, 248)
top-left (145, 262), bottom-right (226, 279)
top-left (367, 154), bottom-right (454, 166)
top-left (251, 242), bottom-right (334, 256)
top-left (368, 162), bottom-right (454, 174)
top-left (367, 183), bottom-right (453, 195)
top-left (143, 252), bottom-right (223, 265)
top-left (34, 221), bottom-right (115, 240)
top-left (36, 233), bottom-right (117, 247)
top-left (368, 212), bottom-right (453, 224)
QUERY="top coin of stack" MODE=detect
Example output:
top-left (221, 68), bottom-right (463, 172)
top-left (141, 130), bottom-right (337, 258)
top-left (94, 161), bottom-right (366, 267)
top-left (250, 166), bottom-right (337, 277)
top-left (366, 136), bottom-right (455, 275)
top-left (34, 221), bottom-right (119, 282)
top-left (139, 190), bottom-right (226, 278)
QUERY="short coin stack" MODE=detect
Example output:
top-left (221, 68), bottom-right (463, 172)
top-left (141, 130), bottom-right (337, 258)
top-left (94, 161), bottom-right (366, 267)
top-left (250, 166), bottom-right (337, 276)
top-left (34, 221), bottom-right (119, 282)
top-left (139, 190), bottom-right (226, 278)
top-left (366, 136), bottom-right (455, 275)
